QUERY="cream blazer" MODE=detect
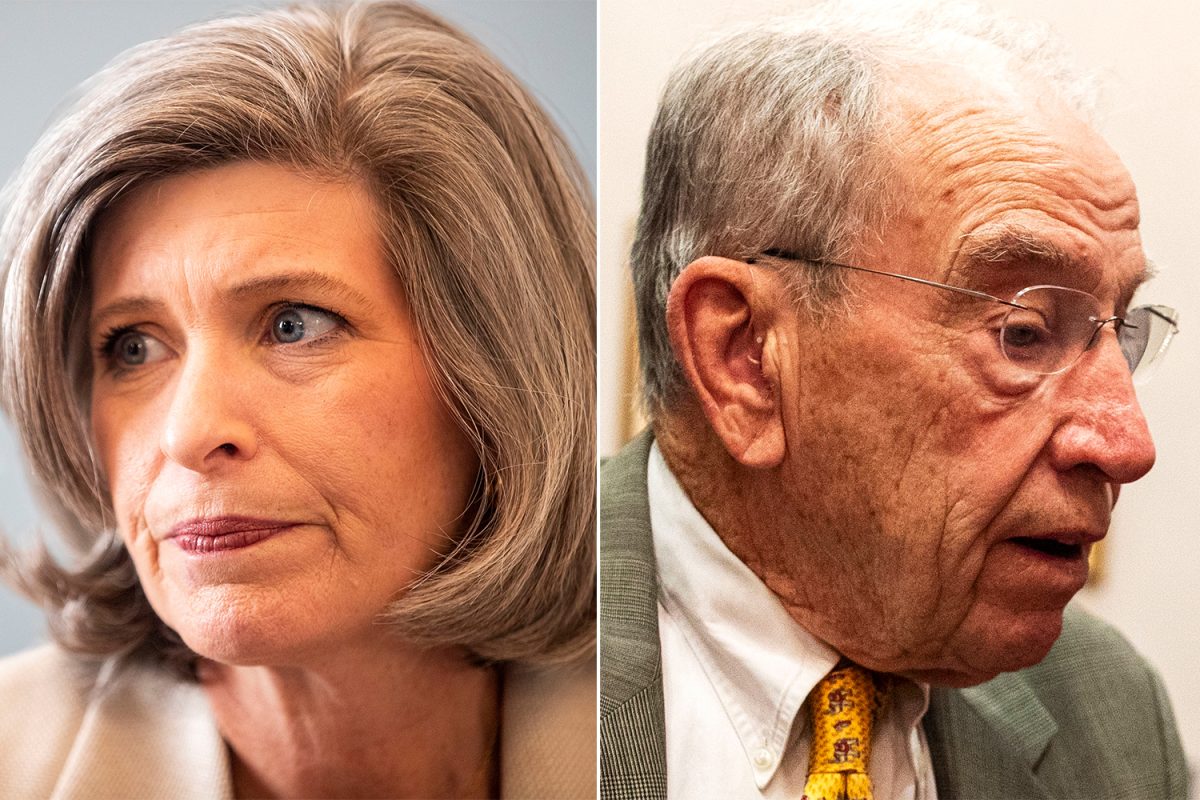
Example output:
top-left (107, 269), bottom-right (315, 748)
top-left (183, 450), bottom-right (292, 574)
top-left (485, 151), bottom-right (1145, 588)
top-left (0, 645), bottom-right (596, 799)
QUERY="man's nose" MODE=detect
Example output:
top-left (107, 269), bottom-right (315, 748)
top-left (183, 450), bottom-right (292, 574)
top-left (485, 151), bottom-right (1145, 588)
top-left (160, 346), bottom-right (258, 471)
top-left (1047, 332), bottom-right (1156, 485)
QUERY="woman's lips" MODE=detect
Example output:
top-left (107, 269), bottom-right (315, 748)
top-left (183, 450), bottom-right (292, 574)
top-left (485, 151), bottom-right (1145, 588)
top-left (166, 516), bottom-right (296, 554)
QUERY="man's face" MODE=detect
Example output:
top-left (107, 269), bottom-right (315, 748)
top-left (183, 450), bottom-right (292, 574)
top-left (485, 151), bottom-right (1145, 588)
top-left (760, 68), bottom-right (1156, 686)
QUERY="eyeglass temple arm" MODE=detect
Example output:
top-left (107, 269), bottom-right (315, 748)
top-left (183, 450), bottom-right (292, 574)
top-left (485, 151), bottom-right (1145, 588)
top-left (1145, 306), bottom-right (1180, 330)
top-left (1102, 307), bottom-right (1180, 334)
top-left (754, 249), bottom-right (1026, 310)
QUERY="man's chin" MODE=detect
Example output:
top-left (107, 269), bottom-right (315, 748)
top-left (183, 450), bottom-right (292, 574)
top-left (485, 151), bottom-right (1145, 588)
top-left (903, 606), bottom-right (1066, 688)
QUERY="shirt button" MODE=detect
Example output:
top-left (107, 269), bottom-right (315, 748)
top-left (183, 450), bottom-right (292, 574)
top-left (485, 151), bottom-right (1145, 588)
top-left (753, 748), bottom-right (773, 769)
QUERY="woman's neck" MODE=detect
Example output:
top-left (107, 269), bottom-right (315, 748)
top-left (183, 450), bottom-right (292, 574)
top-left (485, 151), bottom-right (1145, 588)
top-left (199, 640), bottom-right (500, 799)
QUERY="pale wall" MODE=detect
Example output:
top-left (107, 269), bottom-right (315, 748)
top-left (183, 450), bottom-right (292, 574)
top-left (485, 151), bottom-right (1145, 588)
top-left (598, 0), bottom-right (1200, 774)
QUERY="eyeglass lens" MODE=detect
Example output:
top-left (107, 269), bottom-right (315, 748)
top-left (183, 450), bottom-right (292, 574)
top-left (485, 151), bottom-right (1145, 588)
top-left (1125, 305), bottom-right (1179, 385)
top-left (1001, 286), bottom-right (1177, 380)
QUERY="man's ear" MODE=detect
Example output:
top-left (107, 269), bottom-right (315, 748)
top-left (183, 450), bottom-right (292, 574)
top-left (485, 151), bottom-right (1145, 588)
top-left (666, 256), bottom-right (788, 468)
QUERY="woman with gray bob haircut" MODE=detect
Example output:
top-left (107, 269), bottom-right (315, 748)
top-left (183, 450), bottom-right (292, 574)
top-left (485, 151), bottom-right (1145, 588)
top-left (0, 2), bottom-right (595, 797)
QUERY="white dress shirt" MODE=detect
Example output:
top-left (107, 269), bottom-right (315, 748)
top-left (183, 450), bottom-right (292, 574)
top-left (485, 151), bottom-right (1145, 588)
top-left (648, 444), bottom-right (938, 800)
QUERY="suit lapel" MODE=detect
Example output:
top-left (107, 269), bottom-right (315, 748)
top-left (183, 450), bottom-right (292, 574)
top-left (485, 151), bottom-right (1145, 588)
top-left (50, 661), bottom-right (232, 800)
top-left (925, 671), bottom-right (1057, 800)
top-left (599, 431), bottom-right (668, 800)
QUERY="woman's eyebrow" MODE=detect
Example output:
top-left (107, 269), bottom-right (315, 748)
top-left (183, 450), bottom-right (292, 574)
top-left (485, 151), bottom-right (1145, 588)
top-left (226, 271), bottom-right (376, 310)
top-left (90, 271), bottom-right (377, 334)
top-left (89, 296), bottom-right (166, 335)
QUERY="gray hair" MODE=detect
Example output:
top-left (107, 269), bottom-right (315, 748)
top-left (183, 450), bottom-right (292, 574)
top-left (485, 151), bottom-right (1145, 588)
top-left (632, 0), bottom-right (1099, 412)
top-left (0, 1), bottom-right (594, 673)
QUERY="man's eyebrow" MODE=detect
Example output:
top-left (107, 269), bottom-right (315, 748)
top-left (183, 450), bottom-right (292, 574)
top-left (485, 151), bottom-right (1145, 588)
top-left (90, 270), bottom-right (377, 333)
top-left (957, 225), bottom-right (1079, 272)
top-left (954, 224), bottom-right (1153, 296)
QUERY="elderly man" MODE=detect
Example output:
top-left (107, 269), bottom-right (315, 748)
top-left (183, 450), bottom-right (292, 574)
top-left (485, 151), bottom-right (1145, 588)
top-left (600, 4), bottom-right (1185, 800)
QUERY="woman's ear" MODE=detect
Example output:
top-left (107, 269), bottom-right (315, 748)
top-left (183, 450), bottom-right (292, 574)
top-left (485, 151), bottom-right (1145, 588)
top-left (665, 256), bottom-right (788, 468)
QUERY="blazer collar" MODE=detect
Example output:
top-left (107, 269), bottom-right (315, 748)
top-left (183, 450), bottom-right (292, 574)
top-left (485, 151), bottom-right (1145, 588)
top-left (50, 660), bottom-right (232, 800)
top-left (925, 668), bottom-right (1058, 800)
top-left (598, 430), bottom-right (668, 800)
top-left (599, 429), bottom-right (662, 706)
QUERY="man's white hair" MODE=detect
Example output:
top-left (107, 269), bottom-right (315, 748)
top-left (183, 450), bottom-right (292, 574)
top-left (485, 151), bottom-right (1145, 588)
top-left (631, 0), bottom-right (1099, 412)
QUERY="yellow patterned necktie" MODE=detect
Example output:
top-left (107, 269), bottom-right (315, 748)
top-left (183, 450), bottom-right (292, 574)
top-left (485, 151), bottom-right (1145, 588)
top-left (803, 665), bottom-right (878, 800)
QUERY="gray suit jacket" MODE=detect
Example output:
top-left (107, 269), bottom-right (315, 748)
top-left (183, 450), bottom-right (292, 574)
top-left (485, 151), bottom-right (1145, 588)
top-left (600, 431), bottom-right (1188, 800)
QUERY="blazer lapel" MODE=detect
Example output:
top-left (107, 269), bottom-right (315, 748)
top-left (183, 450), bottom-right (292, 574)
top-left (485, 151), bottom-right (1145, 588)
top-left (50, 661), bottom-right (232, 800)
top-left (924, 670), bottom-right (1057, 800)
top-left (599, 431), bottom-right (668, 800)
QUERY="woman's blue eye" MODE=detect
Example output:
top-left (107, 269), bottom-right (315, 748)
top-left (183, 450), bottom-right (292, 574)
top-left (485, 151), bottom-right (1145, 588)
top-left (114, 332), bottom-right (148, 364)
top-left (273, 309), bottom-right (305, 343)
top-left (269, 306), bottom-right (340, 344)
top-left (105, 330), bottom-right (168, 368)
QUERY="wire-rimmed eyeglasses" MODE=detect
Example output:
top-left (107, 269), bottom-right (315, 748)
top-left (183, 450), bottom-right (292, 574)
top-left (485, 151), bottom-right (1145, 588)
top-left (748, 250), bottom-right (1179, 385)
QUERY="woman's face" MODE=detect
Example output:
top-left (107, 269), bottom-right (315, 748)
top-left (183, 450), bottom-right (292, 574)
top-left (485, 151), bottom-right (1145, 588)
top-left (88, 162), bottom-right (478, 665)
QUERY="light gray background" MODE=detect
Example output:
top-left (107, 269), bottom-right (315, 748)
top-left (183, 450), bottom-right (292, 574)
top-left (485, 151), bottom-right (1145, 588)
top-left (0, 0), bottom-right (594, 656)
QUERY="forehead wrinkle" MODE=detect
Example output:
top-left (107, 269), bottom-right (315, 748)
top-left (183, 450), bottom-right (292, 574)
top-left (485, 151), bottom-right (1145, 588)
top-left (202, 207), bottom-right (331, 220)
top-left (918, 127), bottom-right (1131, 221)
top-left (903, 101), bottom-right (1061, 175)
top-left (893, 73), bottom-right (1139, 213)
top-left (214, 230), bottom-right (349, 267)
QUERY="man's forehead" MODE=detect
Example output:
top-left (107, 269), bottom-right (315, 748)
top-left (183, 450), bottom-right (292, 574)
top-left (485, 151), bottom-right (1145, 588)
top-left (875, 60), bottom-right (1144, 299)
top-left (883, 49), bottom-right (1125, 180)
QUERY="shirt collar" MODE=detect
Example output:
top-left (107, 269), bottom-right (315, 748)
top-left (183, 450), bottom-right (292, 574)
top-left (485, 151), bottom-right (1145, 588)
top-left (648, 442), bottom-right (929, 788)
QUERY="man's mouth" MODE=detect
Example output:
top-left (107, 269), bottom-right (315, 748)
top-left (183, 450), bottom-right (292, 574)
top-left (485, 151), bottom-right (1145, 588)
top-left (1010, 536), bottom-right (1084, 559)
top-left (1007, 523), bottom-right (1106, 561)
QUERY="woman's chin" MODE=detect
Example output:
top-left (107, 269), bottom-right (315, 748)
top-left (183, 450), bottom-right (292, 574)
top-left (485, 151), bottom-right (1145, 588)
top-left (176, 619), bottom-right (312, 667)
top-left (184, 630), bottom-right (302, 668)
top-left (157, 587), bottom-right (370, 668)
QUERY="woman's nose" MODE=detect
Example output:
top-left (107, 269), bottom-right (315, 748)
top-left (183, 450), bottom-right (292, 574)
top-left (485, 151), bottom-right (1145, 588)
top-left (159, 346), bottom-right (258, 471)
